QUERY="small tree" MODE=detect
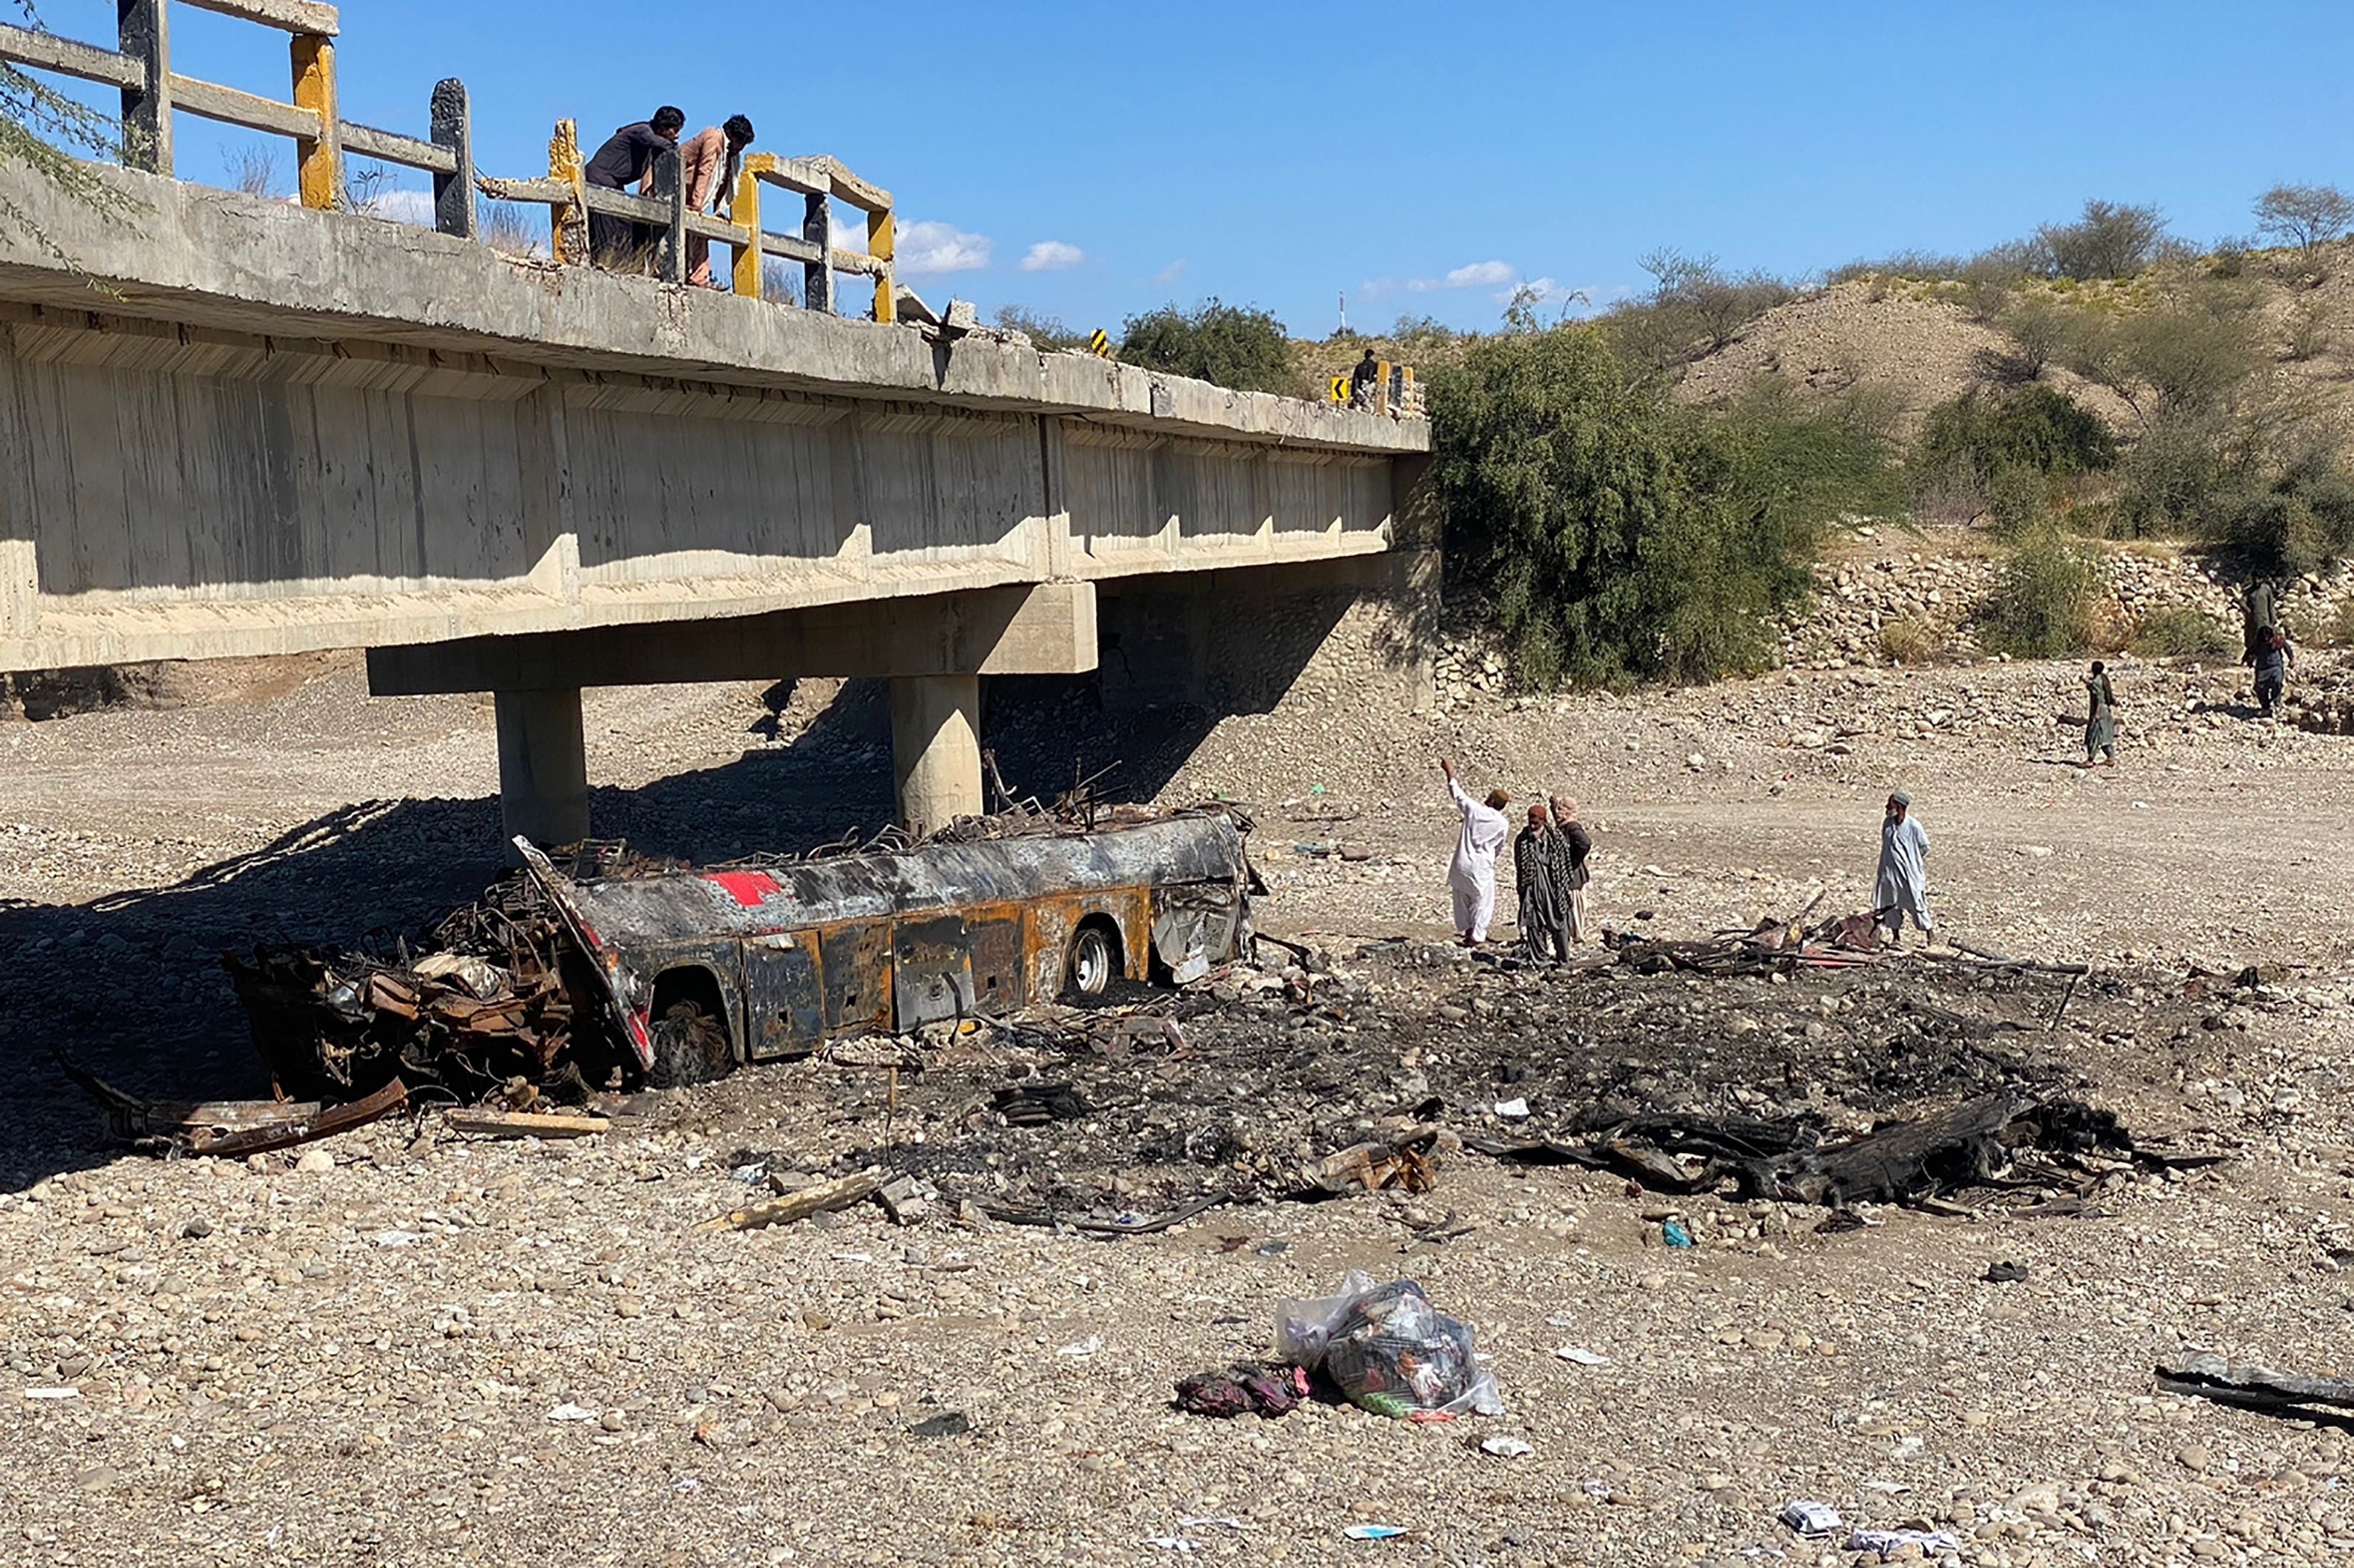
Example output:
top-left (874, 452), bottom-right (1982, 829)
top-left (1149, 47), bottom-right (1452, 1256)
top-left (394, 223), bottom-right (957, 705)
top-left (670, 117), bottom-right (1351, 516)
top-left (2037, 200), bottom-right (2168, 281)
top-left (1117, 299), bottom-right (1296, 394)
top-left (1, 1), bottom-right (134, 250)
top-left (2254, 183), bottom-right (2354, 255)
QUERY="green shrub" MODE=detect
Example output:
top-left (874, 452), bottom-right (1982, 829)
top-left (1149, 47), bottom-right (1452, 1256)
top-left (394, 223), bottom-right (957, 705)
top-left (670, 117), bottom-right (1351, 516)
top-left (2209, 444), bottom-right (2354, 573)
top-left (1987, 463), bottom-right (2051, 538)
top-left (1918, 385), bottom-right (2117, 482)
top-left (993, 304), bottom-right (1090, 352)
top-left (1978, 528), bottom-right (2106, 657)
top-left (1118, 299), bottom-right (1298, 394)
top-left (1428, 326), bottom-right (1892, 687)
top-left (2327, 600), bottom-right (2354, 648)
top-left (2127, 604), bottom-right (2234, 659)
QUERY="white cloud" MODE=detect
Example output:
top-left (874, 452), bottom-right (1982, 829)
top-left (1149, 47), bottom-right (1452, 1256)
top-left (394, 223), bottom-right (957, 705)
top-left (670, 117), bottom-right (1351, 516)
top-left (1150, 259), bottom-right (1187, 285)
top-left (1407, 258), bottom-right (1515, 293)
top-left (366, 188), bottom-right (437, 227)
top-left (1018, 240), bottom-right (1085, 273)
top-left (896, 220), bottom-right (993, 275)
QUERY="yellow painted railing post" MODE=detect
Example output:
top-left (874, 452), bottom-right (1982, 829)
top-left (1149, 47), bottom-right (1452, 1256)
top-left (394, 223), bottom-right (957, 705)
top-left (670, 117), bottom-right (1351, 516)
top-left (548, 119), bottom-right (585, 264)
top-left (868, 208), bottom-right (894, 323)
top-left (730, 160), bottom-right (767, 299)
top-left (290, 31), bottom-right (340, 210)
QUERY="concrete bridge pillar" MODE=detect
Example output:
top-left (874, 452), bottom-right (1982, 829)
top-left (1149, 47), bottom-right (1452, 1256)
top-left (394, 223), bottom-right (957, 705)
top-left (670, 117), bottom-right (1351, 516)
top-left (891, 674), bottom-right (982, 834)
top-left (494, 688), bottom-right (590, 849)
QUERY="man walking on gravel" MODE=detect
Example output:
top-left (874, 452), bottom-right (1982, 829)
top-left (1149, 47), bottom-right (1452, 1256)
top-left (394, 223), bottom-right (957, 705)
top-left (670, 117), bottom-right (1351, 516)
top-left (1874, 791), bottom-right (1933, 948)
top-left (1440, 757), bottom-right (1510, 946)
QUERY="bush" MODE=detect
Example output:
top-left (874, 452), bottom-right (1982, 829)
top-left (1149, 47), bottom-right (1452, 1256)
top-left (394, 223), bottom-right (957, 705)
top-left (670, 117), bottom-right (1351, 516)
top-left (993, 304), bottom-right (1090, 352)
top-left (2209, 444), bottom-right (2354, 573)
top-left (1878, 618), bottom-right (1943, 664)
top-left (2038, 200), bottom-right (2169, 281)
top-left (2127, 604), bottom-right (2234, 660)
top-left (1918, 385), bottom-right (2117, 481)
top-left (1428, 326), bottom-right (1892, 687)
top-left (1602, 250), bottom-right (1798, 372)
top-left (1977, 528), bottom-right (2106, 657)
top-left (1118, 299), bottom-right (1298, 394)
top-left (2327, 600), bottom-right (2354, 648)
top-left (1987, 463), bottom-right (2050, 538)
top-left (2283, 297), bottom-right (2337, 362)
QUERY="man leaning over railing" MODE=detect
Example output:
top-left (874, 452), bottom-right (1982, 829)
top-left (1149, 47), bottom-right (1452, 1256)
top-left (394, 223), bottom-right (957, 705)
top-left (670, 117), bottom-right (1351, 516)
top-left (674, 113), bottom-right (755, 288)
top-left (583, 105), bottom-right (684, 271)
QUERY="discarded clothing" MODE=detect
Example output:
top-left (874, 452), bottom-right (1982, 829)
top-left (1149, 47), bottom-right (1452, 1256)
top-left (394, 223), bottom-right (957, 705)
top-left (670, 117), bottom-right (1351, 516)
top-left (1173, 1362), bottom-right (1309, 1419)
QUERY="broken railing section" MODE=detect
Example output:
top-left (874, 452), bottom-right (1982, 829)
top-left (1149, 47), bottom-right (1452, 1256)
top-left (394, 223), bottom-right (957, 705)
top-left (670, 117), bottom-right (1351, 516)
top-left (0, 2), bottom-right (476, 232)
top-left (53, 1052), bottom-right (407, 1158)
top-left (479, 125), bottom-right (896, 318)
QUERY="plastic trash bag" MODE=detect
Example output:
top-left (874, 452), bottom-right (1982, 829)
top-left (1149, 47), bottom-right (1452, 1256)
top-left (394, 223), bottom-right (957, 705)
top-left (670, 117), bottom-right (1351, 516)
top-left (1274, 1270), bottom-right (1503, 1418)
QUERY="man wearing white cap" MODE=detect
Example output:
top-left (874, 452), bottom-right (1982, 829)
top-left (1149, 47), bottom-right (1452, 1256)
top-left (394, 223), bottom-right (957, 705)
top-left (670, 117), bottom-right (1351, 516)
top-left (1874, 791), bottom-right (1933, 946)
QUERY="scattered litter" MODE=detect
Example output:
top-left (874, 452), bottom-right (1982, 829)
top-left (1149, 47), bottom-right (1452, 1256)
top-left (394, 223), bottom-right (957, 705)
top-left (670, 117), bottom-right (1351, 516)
top-left (1145, 1537), bottom-right (1202, 1553)
top-left (1780, 1502), bottom-right (1842, 1536)
top-left (1494, 1097), bottom-right (1530, 1119)
top-left (1580, 1480), bottom-right (1613, 1499)
top-left (1983, 1260), bottom-right (2029, 1283)
top-left (1057, 1336), bottom-right (1103, 1358)
top-left (21, 1388), bottom-right (81, 1401)
top-left (1301, 1129), bottom-right (1449, 1195)
top-left (1480, 1435), bottom-right (1534, 1459)
top-left (1858, 1480), bottom-right (1912, 1495)
top-left (1552, 1346), bottom-right (1609, 1367)
top-left (369, 1229), bottom-right (421, 1248)
top-left (546, 1403), bottom-right (599, 1422)
top-left (1175, 1362), bottom-right (1309, 1419)
top-left (1847, 1527), bottom-right (1961, 1559)
top-left (444, 1109), bottom-right (608, 1139)
top-left (1344, 1524), bottom-right (1411, 1541)
top-left (1276, 1271), bottom-right (1503, 1419)
top-left (1177, 1517), bottom-right (1249, 1532)
top-left (1662, 1219), bottom-right (1694, 1248)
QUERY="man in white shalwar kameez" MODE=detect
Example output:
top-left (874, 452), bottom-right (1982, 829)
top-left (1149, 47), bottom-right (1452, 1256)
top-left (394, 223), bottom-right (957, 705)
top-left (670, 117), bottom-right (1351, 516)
top-left (1874, 790), bottom-right (1933, 946)
top-left (1440, 756), bottom-right (1510, 945)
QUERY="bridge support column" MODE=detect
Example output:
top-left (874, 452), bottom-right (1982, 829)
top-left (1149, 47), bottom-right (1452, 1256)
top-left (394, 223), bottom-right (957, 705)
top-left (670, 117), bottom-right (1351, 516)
top-left (494, 689), bottom-right (590, 849)
top-left (891, 674), bottom-right (981, 835)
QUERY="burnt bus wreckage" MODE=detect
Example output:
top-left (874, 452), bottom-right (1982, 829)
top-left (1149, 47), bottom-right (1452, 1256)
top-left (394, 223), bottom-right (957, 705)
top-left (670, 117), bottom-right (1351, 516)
top-left (228, 811), bottom-right (1258, 1098)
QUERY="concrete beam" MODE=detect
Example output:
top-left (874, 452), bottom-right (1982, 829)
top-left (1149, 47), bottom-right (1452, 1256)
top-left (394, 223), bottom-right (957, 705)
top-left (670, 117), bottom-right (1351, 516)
top-left (367, 583), bottom-right (1097, 696)
top-left (891, 674), bottom-right (981, 834)
top-left (494, 689), bottom-right (588, 849)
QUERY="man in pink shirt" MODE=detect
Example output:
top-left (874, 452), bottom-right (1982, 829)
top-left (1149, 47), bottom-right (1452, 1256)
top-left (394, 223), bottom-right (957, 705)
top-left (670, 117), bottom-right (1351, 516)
top-left (662, 114), bottom-right (755, 287)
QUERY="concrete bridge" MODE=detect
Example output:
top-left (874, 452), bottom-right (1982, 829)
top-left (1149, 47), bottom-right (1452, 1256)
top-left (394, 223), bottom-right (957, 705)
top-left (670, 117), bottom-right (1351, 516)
top-left (0, 160), bottom-right (1432, 840)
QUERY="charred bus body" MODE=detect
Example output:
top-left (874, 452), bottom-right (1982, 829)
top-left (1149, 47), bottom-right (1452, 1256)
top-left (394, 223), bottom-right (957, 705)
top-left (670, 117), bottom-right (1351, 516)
top-left (520, 813), bottom-right (1256, 1085)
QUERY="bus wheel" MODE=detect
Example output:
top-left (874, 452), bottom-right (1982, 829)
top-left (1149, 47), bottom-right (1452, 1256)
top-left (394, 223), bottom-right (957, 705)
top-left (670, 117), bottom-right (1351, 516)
top-left (1065, 922), bottom-right (1117, 1001)
top-left (648, 985), bottom-right (735, 1090)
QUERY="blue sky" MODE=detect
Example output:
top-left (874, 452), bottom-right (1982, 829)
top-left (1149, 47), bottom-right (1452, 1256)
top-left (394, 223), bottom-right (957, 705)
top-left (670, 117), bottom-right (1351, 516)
top-left (29, 0), bottom-right (2354, 336)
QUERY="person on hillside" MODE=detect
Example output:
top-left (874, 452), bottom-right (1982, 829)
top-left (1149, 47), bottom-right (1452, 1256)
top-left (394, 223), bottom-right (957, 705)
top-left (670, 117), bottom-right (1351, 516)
top-left (1548, 793), bottom-right (1594, 944)
top-left (2082, 660), bottom-right (2119, 768)
top-left (1873, 791), bottom-right (1933, 948)
top-left (1440, 756), bottom-right (1510, 946)
top-left (2254, 625), bottom-right (2296, 717)
top-left (1513, 804), bottom-right (1570, 965)
top-left (675, 113), bottom-right (756, 287)
top-left (584, 106), bottom-right (686, 271)
top-left (2242, 579), bottom-right (2278, 666)
top-left (1349, 347), bottom-right (1381, 408)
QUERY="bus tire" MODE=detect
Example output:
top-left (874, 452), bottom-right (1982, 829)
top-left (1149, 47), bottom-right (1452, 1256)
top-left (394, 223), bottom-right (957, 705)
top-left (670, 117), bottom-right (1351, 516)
top-left (1064, 921), bottom-right (1118, 1001)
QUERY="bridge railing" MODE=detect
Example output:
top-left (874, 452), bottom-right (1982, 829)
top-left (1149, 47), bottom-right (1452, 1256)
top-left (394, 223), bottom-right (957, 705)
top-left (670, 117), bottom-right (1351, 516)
top-left (0, 0), bottom-right (894, 319)
top-left (477, 130), bottom-right (896, 324)
top-left (0, 1), bottom-right (477, 232)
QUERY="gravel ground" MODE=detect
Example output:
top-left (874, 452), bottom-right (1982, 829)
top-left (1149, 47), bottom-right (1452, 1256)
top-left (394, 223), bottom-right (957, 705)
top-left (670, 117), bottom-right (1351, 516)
top-left (4, 647), bottom-right (2353, 1567)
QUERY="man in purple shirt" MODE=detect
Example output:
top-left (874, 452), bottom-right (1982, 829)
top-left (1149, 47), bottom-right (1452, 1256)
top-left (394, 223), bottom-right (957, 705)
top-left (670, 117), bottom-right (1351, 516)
top-left (584, 106), bottom-right (685, 271)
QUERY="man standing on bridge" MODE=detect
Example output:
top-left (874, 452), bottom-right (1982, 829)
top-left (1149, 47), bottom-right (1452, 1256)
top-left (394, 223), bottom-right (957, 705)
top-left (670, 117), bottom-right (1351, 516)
top-left (1440, 756), bottom-right (1510, 946)
top-left (585, 106), bottom-right (687, 271)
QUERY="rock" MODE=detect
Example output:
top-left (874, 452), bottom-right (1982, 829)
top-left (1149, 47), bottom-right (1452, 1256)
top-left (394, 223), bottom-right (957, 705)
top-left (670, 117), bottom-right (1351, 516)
top-left (295, 1149), bottom-right (334, 1174)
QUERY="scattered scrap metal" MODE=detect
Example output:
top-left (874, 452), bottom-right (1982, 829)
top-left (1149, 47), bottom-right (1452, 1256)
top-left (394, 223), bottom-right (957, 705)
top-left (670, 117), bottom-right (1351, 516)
top-left (2158, 1354), bottom-right (2354, 1421)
